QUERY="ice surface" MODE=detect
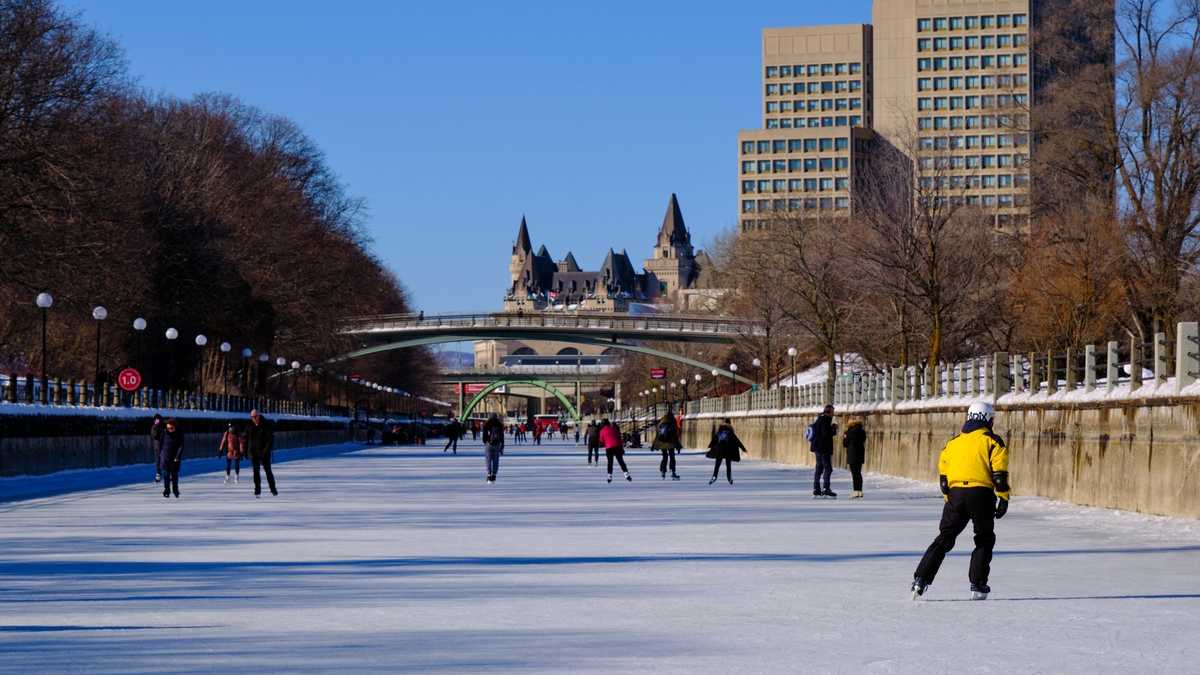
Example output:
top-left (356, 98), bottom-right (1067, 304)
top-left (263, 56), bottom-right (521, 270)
top-left (1, 440), bottom-right (1198, 674)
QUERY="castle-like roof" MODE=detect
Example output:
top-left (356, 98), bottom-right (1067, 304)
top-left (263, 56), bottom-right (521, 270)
top-left (658, 193), bottom-right (690, 247)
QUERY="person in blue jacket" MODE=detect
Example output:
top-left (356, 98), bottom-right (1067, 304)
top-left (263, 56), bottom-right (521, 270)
top-left (160, 418), bottom-right (184, 499)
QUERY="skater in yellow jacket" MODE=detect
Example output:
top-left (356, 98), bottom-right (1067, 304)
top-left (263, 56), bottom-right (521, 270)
top-left (911, 401), bottom-right (1010, 601)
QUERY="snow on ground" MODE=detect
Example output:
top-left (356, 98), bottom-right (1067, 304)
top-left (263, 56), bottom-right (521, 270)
top-left (1, 440), bottom-right (1198, 674)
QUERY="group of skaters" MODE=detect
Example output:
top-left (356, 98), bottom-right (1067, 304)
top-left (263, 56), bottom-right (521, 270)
top-left (148, 409), bottom-right (279, 499)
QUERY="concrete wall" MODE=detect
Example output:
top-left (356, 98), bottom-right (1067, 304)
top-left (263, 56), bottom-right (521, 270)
top-left (0, 413), bottom-right (350, 477)
top-left (684, 401), bottom-right (1200, 519)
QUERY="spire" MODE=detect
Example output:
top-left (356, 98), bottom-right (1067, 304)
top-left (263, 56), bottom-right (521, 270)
top-left (658, 193), bottom-right (689, 246)
top-left (514, 215), bottom-right (532, 255)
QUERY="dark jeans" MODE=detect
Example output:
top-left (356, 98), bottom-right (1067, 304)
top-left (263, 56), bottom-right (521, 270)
top-left (659, 449), bottom-right (677, 474)
top-left (914, 487), bottom-right (997, 587)
top-left (849, 462), bottom-right (863, 491)
top-left (444, 437), bottom-right (458, 453)
top-left (252, 451), bottom-right (277, 495)
top-left (226, 457), bottom-right (240, 475)
top-left (587, 444), bottom-right (600, 463)
top-left (485, 445), bottom-right (502, 477)
top-left (711, 457), bottom-right (732, 479)
top-left (813, 452), bottom-right (833, 491)
top-left (162, 461), bottom-right (180, 495)
top-left (606, 448), bottom-right (628, 474)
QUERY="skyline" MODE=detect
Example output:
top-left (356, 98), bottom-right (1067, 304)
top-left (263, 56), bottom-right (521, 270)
top-left (60, 0), bottom-right (876, 313)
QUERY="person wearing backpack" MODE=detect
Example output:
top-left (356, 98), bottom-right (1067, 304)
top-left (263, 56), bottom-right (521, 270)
top-left (809, 404), bottom-right (838, 498)
top-left (585, 420), bottom-right (602, 466)
top-left (706, 418), bottom-right (746, 485)
top-left (651, 409), bottom-right (682, 480)
top-left (482, 414), bottom-right (505, 484)
top-left (843, 417), bottom-right (867, 498)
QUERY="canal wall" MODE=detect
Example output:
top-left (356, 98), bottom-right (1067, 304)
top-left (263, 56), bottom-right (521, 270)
top-left (683, 398), bottom-right (1200, 519)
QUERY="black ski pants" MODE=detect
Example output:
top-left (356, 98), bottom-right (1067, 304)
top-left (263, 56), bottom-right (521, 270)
top-left (711, 457), bottom-right (732, 480)
top-left (849, 462), bottom-right (863, 492)
top-left (444, 436), bottom-right (458, 453)
top-left (813, 452), bottom-right (833, 491)
top-left (606, 448), bottom-right (628, 474)
top-left (914, 487), bottom-right (997, 587)
top-left (659, 448), bottom-right (677, 475)
top-left (252, 451), bottom-right (277, 496)
top-left (162, 461), bottom-right (180, 496)
top-left (587, 444), bottom-right (600, 464)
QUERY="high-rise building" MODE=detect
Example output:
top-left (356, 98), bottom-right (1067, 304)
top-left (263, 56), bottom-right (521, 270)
top-left (737, 25), bottom-right (874, 232)
top-left (738, 1), bottom-right (1113, 232)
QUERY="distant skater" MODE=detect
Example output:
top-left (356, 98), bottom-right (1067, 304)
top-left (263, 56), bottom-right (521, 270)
top-left (246, 409), bottom-right (278, 498)
top-left (911, 402), bottom-right (1010, 601)
top-left (160, 418), bottom-right (183, 499)
top-left (444, 418), bottom-right (463, 454)
top-left (585, 420), bottom-right (601, 466)
top-left (809, 405), bottom-right (838, 498)
top-left (219, 422), bottom-right (244, 484)
top-left (843, 417), bottom-right (866, 499)
top-left (651, 409), bottom-right (682, 481)
top-left (150, 414), bottom-right (165, 483)
top-left (706, 418), bottom-right (746, 485)
top-left (599, 419), bottom-right (631, 483)
top-left (482, 414), bottom-right (505, 484)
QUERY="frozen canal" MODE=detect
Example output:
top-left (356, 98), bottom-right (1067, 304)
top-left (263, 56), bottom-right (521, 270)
top-left (1, 439), bottom-right (1198, 674)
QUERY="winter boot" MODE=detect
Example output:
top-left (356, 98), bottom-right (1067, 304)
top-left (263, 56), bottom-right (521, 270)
top-left (607, 474), bottom-right (613, 484)
top-left (728, 477), bottom-right (734, 485)
top-left (822, 488), bottom-right (838, 498)
top-left (672, 473), bottom-right (680, 481)
top-left (163, 489), bottom-right (170, 498)
top-left (911, 577), bottom-right (929, 600)
top-left (625, 472), bottom-right (632, 482)
top-left (970, 583), bottom-right (990, 601)
top-left (813, 488), bottom-right (824, 498)
top-left (709, 476), bottom-right (719, 485)
top-left (661, 471), bottom-right (667, 481)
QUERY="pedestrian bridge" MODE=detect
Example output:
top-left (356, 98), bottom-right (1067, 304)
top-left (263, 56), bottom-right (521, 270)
top-left (331, 311), bottom-right (762, 385)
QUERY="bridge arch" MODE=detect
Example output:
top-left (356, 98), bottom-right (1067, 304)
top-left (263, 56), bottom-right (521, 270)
top-left (324, 333), bottom-right (755, 385)
top-left (461, 379), bottom-right (580, 423)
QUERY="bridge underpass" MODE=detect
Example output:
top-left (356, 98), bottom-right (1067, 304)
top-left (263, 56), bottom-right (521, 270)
top-left (434, 368), bottom-right (617, 420)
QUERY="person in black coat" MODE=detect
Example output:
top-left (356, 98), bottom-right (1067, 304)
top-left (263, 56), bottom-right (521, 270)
top-left (843, 417), bottom-right (867, 499)
top-left (246, 409), bottom-right (278, 498)
top-left (651, 410), bottom-right (683, 480)
top-left (444, 419), bottom-right (463, 454)
top-left (160, 418), bottom-right (184, 499)
top-left (706, 419), bottom-right (747, 485)
top-left (810, 405), bottom-right (838, 498)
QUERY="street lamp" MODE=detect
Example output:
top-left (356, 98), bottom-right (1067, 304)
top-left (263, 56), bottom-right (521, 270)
top-left (132, 317), bottom-right (147, 384)
top-left (194, 335), bottom-right (208, 397)
top-left (787, 347), bottom-right (798, 388)
top-left (35, 292), bottom-right (53, 403)
top-left (752, 357), bottom-right (762, 390)
top-left (219, 342), bottom-right (231, 398)
top-left (165, 327), bottom-right (178, 392)
top-left (92, 306), bottom-right (108, 403)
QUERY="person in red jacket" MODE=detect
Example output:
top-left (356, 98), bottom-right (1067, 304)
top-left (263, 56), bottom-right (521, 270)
top-left (599, 419), bottom-right (631, 484)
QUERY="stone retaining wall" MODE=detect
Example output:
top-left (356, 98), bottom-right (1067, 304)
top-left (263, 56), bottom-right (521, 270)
top-left (0, 413), bottom-right (351, 477)
top-left (683, 401), bottom-right (1200, 519)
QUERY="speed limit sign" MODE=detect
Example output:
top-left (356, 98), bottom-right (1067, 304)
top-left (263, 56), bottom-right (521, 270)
top-left (117, 367), bottom-right (142, 392)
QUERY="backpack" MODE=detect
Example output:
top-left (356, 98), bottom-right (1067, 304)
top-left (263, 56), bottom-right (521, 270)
top-left (657, 421), bottom-right (673, 439)
top-left (804, 423), bottom-right (816, 443)
top-left (717, 427), bottom-right (733, 445)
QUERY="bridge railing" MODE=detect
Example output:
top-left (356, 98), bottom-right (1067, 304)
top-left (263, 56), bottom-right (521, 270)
top-left (342, 311), bottom-right (762, 337)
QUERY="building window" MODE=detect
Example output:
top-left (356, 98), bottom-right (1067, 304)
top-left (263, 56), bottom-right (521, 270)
top-left (950, 37), bottom-right (964, 50)
top-left (741, 181), bottom-right (755, 194)
top-left (835, 157), bottom-right (849, 170)
top-left (804, 158), bottom-right (817, 171)
top-left (933, 17), bottom-right (948, 31)
top-left (918, 58), bottom-right (932, 72)
top-left (918, 38), bottom-right (932, 52)
top-left (757, 160), bottom-right (770, 172)
top-left (822, 63), bottom-right (834, 76)
top-left (766, 66), bottom-right (779, 78)
top-left (965, 16), bottom-right (979, 30)
top-left (757, 141), bottom-right (770, 153)
top-left (773, 159), bottom-right (787, 171)
top-left (850, 62), bottom-right (862, 74)
top-left (1014, 14), bottom-right (1027, 27)
top-left (741, 161), bottom-right (754, 173)
top-left (780, 65), bottom-right (792, 77)
top-left (950, 17), bottom-right (964, 30)
top-left (997, 14), bottom-right (1011, 28)
top-left (741, 141), bottom-right (754, 154)
top-left (1013, 34), bottom-right (1027, 48)
top-left (788, 159), bottom-right (802, 171)
top-left (819, 158), bottom-right (834, 171)
top-left (741, 201), bottom-right (755, 213)
top-left (917, 18), bottom-right (931, 32)
top-left (981, 15), bottom-right (994, 29)
top-left (966, 36), bottom-right (980, 50)
top-left (934, 38), bottom-right (948, 51)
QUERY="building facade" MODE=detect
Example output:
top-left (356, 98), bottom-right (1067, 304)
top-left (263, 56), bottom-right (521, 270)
top-left (504, 193), bottom-right (704, 313)
top-left (738, 1), bottom-right (1112, 232)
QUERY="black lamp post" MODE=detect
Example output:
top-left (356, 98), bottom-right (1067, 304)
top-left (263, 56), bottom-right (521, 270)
top-left (132, 317), bottom-right (147, 381)
top-left (220, 342), bottom-right (231, 399)
top-left (92, 306), bottom-right (108, 404)
top-left (35, 292), bottom-right (52, 404)
top-left (194, 334), bottom-right (208, 397)
top-left (165, 327), bottom-right (179, 390)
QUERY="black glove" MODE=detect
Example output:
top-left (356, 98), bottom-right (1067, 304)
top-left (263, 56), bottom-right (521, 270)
top-left (994, 497), bottom-right (1009, 520)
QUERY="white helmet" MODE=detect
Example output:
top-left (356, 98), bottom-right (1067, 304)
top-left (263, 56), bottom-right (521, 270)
top-left (966, 401), bottom-right (995, 424)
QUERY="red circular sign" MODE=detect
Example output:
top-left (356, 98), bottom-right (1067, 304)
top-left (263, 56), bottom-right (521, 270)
top-left (117, 367), bottom-right (142, 392)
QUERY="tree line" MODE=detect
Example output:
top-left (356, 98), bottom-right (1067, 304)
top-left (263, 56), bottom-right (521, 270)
top-left (0, 0), bottom-right (436, 397)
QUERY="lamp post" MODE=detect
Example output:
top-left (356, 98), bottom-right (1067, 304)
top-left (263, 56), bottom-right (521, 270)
top-left (240, 347), bottom-right (252, 398)
top-left (729, 363), bottom-right (739, 396)
top-left (35, 292), bottom-right (53, 404)
top-left (258, 352), bottom-right (269, 397)
top-left (132, 317), bottom-right (147, 383)
top-left (787, 347), bottom-right (798, 387)
top-left (290, 360), bottom-right (301, 402)
top-left (92, 306), bottom-right (108, 403)
top-left (711, 368), bottom-right (720, 397)
top-left (680, 378), bottom-right (688, 406)
top-left (193, 334), bottom-right (208, 400)
top-left (219, 342), bottom-right (231, 399)
top-left (165, 327), bottom-right (178, 395)
top-left (752, 357), bottom-right (762, 390)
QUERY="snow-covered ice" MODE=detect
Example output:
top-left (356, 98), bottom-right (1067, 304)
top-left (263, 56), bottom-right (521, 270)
top-left (1, 440), bottom-right (1198, 674)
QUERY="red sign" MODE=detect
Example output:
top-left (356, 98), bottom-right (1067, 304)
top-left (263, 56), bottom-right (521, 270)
top-left (455, 383), bottom-right (488, 394)
top-left (650, 368), bottom-right (667, 380)
top-left (117, 367), bottom-right (142, 392)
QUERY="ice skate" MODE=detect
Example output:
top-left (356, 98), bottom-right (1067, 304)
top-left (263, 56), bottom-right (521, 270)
top-left (235, 474), bottom-right (239, 484)
top-left (671, 473), bottom-right (680, 481)
top-left (624, 472), bottom-right (632, 482)
top-left (970, 583), bottom-right (990, 601)
top-left (155, 472), bottom-right (161, 483)
top-left (661, 471), bottom-right (667, 480)
top-left (911, 577), bottom-right (929, 600)
top-left (607, 474), bottom-right (613, 484)
top-left (162, 489), bottom-right (170, 498)
top-left (813, 488), bottom-right (824, 499)
top-left (849, 490), bottom-right (863, 499)
top-left (822, 488), bottom-right (838, 499)
top-left (224, 475), bottom-right (231, 485)
top-left (727, 477), bottom-right (734, 485)
top-left (709, 476), bottom-right (718, 485)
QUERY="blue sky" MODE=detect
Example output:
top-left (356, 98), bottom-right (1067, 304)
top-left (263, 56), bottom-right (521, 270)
top-left (63, 1), bottom-right (872, 313)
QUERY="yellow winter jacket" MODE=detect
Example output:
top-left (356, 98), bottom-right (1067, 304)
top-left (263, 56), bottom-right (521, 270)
top-left (938, 425), bottom-right (1010, 500)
